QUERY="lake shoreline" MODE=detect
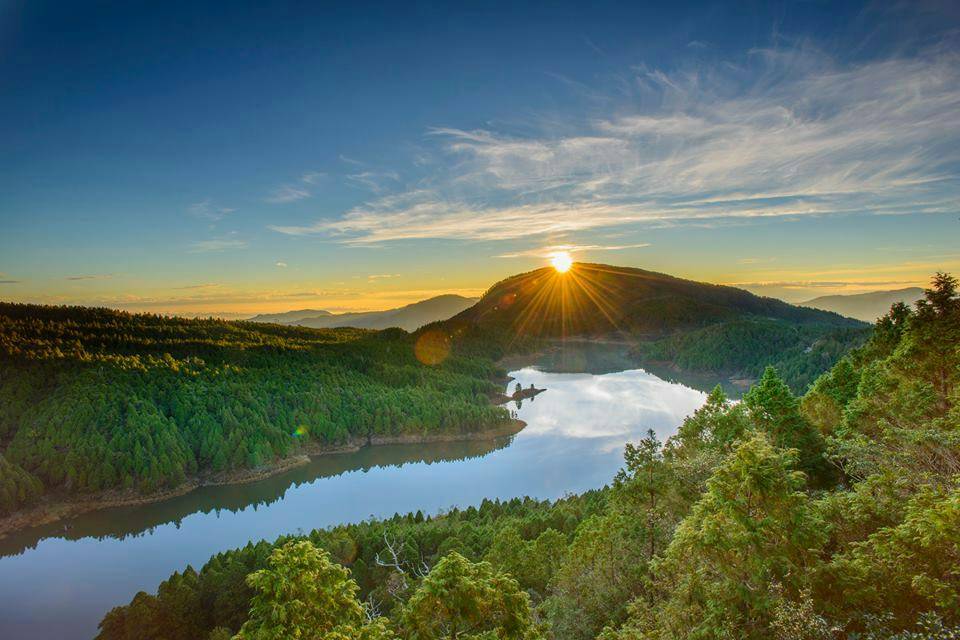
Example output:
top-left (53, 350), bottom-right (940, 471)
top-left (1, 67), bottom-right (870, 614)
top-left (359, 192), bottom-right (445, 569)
top-left (0, 418), bottom-right (526, 540)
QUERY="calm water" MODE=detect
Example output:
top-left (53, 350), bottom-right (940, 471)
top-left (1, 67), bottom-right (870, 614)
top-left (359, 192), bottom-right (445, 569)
top-left (0, 367), bottom-right (706, 639)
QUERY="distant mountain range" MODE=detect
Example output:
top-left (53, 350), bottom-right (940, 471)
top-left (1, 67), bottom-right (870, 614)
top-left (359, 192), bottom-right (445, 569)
top-left (800, 287), bottom-right (924, 321)
top-left (248, 294), bottom-right (477, 332)
top-left (246, 309), bottom-right (332, 324)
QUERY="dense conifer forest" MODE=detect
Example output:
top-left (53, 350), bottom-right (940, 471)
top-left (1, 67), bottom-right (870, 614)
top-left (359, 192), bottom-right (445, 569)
top-left (95, 273), bottom-right (960, 640)
top-left (0, 304), bottom-right (510, 516)
top-left (633, 318), bottom-right (870, 393)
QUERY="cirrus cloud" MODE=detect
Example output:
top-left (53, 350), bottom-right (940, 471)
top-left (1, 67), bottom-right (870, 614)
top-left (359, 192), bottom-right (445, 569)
top-left (270, 44), bottom-right (960, 246)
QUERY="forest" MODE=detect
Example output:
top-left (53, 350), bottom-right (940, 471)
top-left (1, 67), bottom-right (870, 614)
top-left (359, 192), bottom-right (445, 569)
top-left (93, 273), bottom-right (960, 639)
top-left (632, 318), bottom-right (870, 393)
top-left (0, 305), bottom-right (511, 517)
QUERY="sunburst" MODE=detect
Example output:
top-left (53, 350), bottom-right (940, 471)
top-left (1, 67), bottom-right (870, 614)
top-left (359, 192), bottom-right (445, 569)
top-left (549, 251), bottom-right (573, 273)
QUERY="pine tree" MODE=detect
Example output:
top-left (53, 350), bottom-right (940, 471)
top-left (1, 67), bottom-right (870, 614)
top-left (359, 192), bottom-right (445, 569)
top-left (744, 366), bottom-right (832, 486)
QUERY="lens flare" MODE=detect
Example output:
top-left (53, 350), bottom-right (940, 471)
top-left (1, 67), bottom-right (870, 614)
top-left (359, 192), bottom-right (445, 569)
top-left (414, 329), bottom-right (451, 365)
top-left (550, 251), bottom-right (573, 273)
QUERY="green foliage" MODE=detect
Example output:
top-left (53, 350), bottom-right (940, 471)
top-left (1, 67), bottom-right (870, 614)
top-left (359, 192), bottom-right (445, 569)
top-left (634, 318), bottom-right (869, 393)
top-left (824, 487), bottom-right (960, 629)
top-left (96, 495), bottom-right (602, 640)
top-left (801, 357), bottom-right (860, 435)
top-left (744, 366), bottom-right (833, 485)
top-left (0, 452), bottom-right (43, 516)
top-left (0, 303), bottom-right (510, 502)
top-left (401, 552), bottom-right (538, 639)
top-left (236, 540), bottom-right (390, 640)
top-left (483, 526), bottom-right (565, 598)
top-left (646, 433), bottom-right (826, 640)
top-left (671, 385), bottom-right (751, 452)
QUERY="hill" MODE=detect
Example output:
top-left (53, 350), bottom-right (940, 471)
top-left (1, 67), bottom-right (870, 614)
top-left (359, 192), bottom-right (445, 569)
top-left (0, 303), bottom-right (510, 523)
top-left (430, 263), bottom-right (868, 391)
top-left (252, 295), bottom-right (477, 332)
top-left (247, 309), bottom-right (332, 324)
top-left (443, 263), bottom-right (859, 337)
top-left (800, 287), bottom-right (923, 321)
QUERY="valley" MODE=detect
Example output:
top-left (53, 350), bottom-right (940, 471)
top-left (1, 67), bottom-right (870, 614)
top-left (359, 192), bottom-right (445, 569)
top-left (0, 363), bottom-right (707, 639)
top-left (4, 5), bottom-right (957, 638)
top-left (0, 267), bottom-right (955, 640)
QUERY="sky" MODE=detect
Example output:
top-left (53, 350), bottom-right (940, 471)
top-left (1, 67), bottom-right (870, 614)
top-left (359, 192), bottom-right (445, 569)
top-left (1, 0), bottom-right (959, 316)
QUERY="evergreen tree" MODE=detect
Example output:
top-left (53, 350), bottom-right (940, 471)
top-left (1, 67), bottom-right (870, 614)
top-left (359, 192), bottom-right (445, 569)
top-left (401, 552), bottom-right (538, 640)
top-left (646, 433), bottom-right (826, 640)
top-left (236, 541), bottom-right (390, 640)
top-left (744, 366), bottom-right (832, 486)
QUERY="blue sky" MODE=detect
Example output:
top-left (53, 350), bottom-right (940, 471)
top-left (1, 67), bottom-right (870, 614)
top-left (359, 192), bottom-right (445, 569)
top-left (1, 0), bottom-right (958, 315)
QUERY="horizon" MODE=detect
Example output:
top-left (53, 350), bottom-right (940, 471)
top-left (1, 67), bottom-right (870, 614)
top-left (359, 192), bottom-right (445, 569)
top-left (0, 259), bottom-right (926, 321)
top-left (2, 1), bottom-right (959, 315)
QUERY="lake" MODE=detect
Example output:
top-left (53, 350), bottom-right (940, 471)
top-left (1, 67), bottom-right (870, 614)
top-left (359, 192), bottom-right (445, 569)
top-left (0, 366), bottom-right (706, 639)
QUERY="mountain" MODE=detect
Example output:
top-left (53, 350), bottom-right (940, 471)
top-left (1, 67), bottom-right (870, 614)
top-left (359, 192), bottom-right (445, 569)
top-left (263, 294), bottom-right (478, 332)
top-left (799, 287), bottom-right (923, 321)
top-left (431, 263), bottom-right (868, 392)
top-left (440, 263), bottom-right (861, 338)
top-left (247, 309), bottom-right (332, 324)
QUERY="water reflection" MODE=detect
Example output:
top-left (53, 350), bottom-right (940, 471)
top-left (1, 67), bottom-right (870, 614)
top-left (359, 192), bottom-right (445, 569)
top-left (0, 367), bottom-right (706, 640)
top-left (0, 438), bottom-right (511, 559)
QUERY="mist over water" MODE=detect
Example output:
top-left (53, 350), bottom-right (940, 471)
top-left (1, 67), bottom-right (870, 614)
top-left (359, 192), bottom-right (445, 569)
top-left (0, 367), bottom-right (706, 640)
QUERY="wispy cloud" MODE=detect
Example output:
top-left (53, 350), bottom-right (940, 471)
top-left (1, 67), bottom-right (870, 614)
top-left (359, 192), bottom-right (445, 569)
top-left (339, 155), bottom-right (366, 167)
top-left (65, 274), bottom-right (113, 281)
top-left (0, 280), bottom-right (20, 284)
top-left (172, 283), bottom-right (220, 290)
top-left (265, 185), bottom-right (311, 204)
top-left (189, 234), bottom-right (248, 253)
top-left (275, 261), bottom-right (288, 268)
top-left (271, 45), bottom-right (960, 245)
top-left (265, 172), bottom-right (324, 203)
top-left (346, 170), bottom-right (400, 193)
top-left (188, 199), bottom-right (235, 221)
top-left (367, 273), bottom-right (400, 281)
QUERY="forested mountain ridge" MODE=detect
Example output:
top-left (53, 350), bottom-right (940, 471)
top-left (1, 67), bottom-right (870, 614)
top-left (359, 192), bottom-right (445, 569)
top-left (95, 272), bottom-right (960, 640)
top-left (0, 303), bottom-right (512, 520)
top-left (446, 263), bottom-right (858, 335)
top-left (427, 263), bottom-right (869, 392)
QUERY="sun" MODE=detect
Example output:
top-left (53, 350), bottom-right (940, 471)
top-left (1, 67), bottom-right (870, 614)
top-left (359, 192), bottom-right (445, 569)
top-left (549, 251), bottom-right (573, 273)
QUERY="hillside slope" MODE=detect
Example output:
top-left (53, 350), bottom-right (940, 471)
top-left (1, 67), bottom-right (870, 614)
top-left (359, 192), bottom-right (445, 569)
top-left (443, 263), bottom-right (859, 338)
top-left (431, 263), bottom-right (868, 391)
top-left (800, 287), bottom-right (923, 321)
